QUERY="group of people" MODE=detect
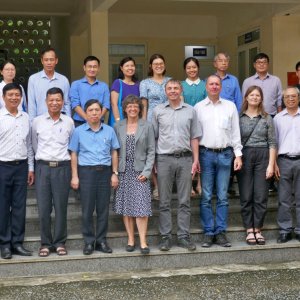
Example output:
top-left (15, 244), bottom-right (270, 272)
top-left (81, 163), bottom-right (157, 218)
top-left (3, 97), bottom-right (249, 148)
top-left (0, 47), bottom-right (300, 260)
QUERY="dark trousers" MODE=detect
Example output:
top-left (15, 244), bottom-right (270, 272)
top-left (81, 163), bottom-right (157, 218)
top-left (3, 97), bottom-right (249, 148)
top-left (277, 157), bottom-right (300, 234)
top-left (35, 162), bottom-right (71, 248)
top-left (237, 147), bottom-right (270, 229)
top-left (78, 165), bottom-right (111, 244)
top-left (0, 161), bottom-right (28, 248)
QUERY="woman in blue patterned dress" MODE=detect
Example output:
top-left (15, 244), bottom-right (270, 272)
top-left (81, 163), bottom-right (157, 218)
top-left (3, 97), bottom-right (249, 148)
top-left (113, 95), bottom-right (155, 254)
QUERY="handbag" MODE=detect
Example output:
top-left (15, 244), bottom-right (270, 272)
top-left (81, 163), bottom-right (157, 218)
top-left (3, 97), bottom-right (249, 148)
top-left (242, 116), bottom-right (261, 147)
top-left (108, 79), bottom-right (123, 126)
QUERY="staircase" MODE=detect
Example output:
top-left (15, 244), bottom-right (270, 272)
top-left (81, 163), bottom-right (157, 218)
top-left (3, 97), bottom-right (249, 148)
top-left (1, 182), bottom-right (300, 279)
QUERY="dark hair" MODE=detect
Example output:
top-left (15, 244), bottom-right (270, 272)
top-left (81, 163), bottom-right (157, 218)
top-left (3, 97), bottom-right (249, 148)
top-left (84, 99), bottom-right (102, 112)
top-left (2, 82), bottom-right (22, 97)
top-left (241, 85), bottom-right (267, 117)
top-left (183, 57), bottom-right (200, 69)
top-left (0, 60), bottom-right (16, 71)
top-left (41, 47), bottom-right (56, 58)
top-left (117, 56), bottom-right (138, 82)
top-left (122, 95), bottom-right (143, 119)
top-left (84, 56), bottom-right (100, 65)
top-left (253, 53), bottom-right (269, 63)
top-left (46, 87), bottom-right (64, 99)
top-left (148, 53), bottom-right (166, 77)
top-left (295, 61), bottom-right (300, 71)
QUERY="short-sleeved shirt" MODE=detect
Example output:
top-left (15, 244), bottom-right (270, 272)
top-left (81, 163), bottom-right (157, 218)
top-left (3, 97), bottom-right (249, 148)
top-left (139, 77), bottom-right (171, 121)
top-left (181, 78), bottom-right (206, 107)
top-left (110, 79), bottom-right (140, 101)
top-left (152, 101), bottom-right (201, 154)
top-left (69, 122), bottom-right (120, 166)
top-left (70, 77), bottom-right (110, 122)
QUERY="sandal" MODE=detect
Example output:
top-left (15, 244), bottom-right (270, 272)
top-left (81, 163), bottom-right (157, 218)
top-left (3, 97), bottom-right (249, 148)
top-left (255, 231), bottom-right (266, 245)
top-left (39, 247), bottom-right (50, 257)
top-left (56, 246), bottom-right (68, 256)
top-left (246, 231), bottom-right (256, 245)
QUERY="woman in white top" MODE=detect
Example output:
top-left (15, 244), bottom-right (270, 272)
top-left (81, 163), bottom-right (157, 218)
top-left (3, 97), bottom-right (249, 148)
top-left (0, 61), bottom-right (27, 112)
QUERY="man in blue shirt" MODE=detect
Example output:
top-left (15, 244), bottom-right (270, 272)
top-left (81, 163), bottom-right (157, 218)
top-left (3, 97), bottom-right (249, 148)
top-left (69, 100), bottom-right (119, 255)
top-left (214, 52), bottom-right (242, 112)
top-left (70, 56), bottom-right (110, 127)
top-left (27, 47), bottom-right (71, 121)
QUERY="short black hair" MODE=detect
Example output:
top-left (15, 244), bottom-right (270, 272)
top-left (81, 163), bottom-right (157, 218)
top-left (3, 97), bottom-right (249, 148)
top-left (84, 99), bottom-right (102, 112)
top-left (84, 56), bottom-right (100, 65)
top-left (2, 82), bottom-right (22, 97)
top-left (295, 61), bottom-right (300, 71)
top-left (46, 87), bottom-right (63, 99)
top-left (253, 53), bottom-right (269, 63)
top-left (41, 47), bottom-right (56, 58)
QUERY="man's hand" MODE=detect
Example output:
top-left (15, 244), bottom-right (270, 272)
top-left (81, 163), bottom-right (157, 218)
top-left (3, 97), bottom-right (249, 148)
top-left (234, 156), bottom-right (242, 171)
top-left (71, 176), bottom-right (79, 190)
top-left (191, 160), bottom-right (200, 179)
top-left (27, 171), bottom-right (34, 186)
top-left (111, 174), bottom-right (119, 189)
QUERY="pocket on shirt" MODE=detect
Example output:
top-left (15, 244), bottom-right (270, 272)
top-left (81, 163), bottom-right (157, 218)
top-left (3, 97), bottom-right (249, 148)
top-left (219, 116), bottom-right (231, 130)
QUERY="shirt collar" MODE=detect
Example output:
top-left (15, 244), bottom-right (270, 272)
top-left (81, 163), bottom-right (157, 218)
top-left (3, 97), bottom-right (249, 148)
top-left (41, 69), bottom-right (57, 80)
top-left (203, 96), bottom-right (222, 105)
top-left (0, 106), bottom-right (23, 117)
top-left (215, 73), bottom-right (230, 80)
top-left (84, 122), bottom-right (103, 132)
top-left (45, 111), bottom-right (64, 122)
top-left (254, 72), bottom-right (270, 80)
top-left (282, 107), bottom-right (300, 116)
top-left (81, 77), bottom-right (100, 85)
top-left (185, 78), bottom-right (200, 85)
top-left (164, 100), bottom-right (186, 109)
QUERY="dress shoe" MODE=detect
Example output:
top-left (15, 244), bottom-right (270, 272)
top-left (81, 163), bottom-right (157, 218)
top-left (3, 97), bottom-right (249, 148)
top-left (177, 237), bottom-right (196, 251)
top-left (1, 247), bottom-right (12, 259)
top-left (277, 233), bottom-right (292, 243)
top-left (95, 242), bottom-right (113, 253)
top-left (215, 232), bottom-right (231, 247)
top-left (12, 245), bottom-right (33, 256)
top-left (83, 243), bottom-right (94, 255)
top-left (140, 247), bottom-right (150, 255)
top-left (125, 244), bottom-right (135, 252)
top-left (159, 236), bottom-right (172, 251)
top-left (201, 235), bottom-right (213, 248)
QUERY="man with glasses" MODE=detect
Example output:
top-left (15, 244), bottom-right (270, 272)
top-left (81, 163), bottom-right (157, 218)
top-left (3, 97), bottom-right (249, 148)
top-left (274, 87), bottom-right (300, 243)
top-left (242, 53), bottom-right (282, 117)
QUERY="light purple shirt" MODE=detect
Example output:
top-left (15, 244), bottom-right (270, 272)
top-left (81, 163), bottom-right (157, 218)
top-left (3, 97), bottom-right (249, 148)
top-left (273, 108), bottom-right (300, 155)
top-left (242, 73), bottom-right (282, 116)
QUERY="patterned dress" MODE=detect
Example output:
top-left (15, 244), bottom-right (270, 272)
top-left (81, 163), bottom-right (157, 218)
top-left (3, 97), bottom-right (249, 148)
top-left (113, 134), bottom-right (152, 217)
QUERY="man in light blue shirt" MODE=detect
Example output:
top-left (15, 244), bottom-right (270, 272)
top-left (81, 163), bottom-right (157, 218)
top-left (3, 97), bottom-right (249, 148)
top-left (27, 47), bottom-right (71, 121)
top-left (214, 52), bottom-right (242, 112)
top-left (69, 56), bottom-right (110, 127)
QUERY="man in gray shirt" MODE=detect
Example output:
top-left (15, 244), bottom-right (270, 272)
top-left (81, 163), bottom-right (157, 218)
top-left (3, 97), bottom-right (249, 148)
top-left (152, 79), bottom-right (201, 251)
top-left (274, 86), bottom-right (300, 243)
top-left (32, 87), bottom-right (74, 257)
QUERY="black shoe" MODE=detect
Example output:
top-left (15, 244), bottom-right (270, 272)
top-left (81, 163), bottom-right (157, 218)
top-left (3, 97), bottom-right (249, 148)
top-left (201, 235), bottom-right (213, 248)
top-left (177, 237), bottom-right (196, 251)
top-left (83, 243), bottom-right (94, 255)
top-left (140, 247), bottom-right (150, 255)
top-left (215, 232), bottom-right (231, 247)
top-left (125, 244), bottom-right (135, 252)
top-left (12, 245), bottom-right (33, 256)
top-left (277, 233), bottom-right (292, 243)
top-left (1, 247), bottom-right (12, 259)
top-left (95, 241), bottom-right (113, 253)
top-left (159, 236), bottom-right (171, 251)
top-left (295, 234), bottom-right (300, 242)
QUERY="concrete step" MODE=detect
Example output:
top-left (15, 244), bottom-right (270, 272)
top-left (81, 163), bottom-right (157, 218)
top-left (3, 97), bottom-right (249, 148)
top-left (2, 237), bottom-right (300, 278)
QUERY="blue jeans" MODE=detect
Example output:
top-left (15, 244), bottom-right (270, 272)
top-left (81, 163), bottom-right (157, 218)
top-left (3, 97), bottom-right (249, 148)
top-left (199, 147), bottom-right (233, 235)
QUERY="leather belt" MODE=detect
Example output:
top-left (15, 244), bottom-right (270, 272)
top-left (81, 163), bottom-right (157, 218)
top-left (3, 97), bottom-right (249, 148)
top-left (200, 146), bottom-right (232, 153)
top-left (37, 160), bottom-right (70, 167)
top-left (0, 159), bottom-right (27, 165)
top-left (158, 151), bottom-right (192, 158)
top-left (278, 154), bottom-right (300, 160)
top-left (79, 165), bottom-right (110, 171)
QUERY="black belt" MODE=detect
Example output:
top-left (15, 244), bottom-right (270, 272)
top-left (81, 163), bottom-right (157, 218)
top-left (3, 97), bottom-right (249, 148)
top-left (37, 160), bottom-right (70, 167)
top-left (0, 159), bottom-right (27, 165)
top-left (158, 151), bottom-right (192, 158)
top-left (79, 165), bottom-right (110, 170)
top-left (278, 154), bottom-right (300, 160)
top-left (200, 146), bottom-right (232, 153)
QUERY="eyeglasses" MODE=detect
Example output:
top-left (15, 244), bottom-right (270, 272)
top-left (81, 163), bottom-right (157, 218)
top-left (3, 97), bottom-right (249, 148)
top-left (255, 60), bottom-right (268, 65)
top-left (284, 94), bottom-right (298, 99)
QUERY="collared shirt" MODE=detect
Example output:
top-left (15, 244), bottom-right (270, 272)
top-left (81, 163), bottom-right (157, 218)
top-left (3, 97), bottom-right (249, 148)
top-left (274, 108), bottom-right (300, 155)
top-left (152, 101), bottom-right (201, 154)
top-left (194, 97), bottom-right (242, 157)
top-left (27, 70), bottom-right (71, 120)
top-left (181, 78), bottom-right (207, 107)
top-left (242, 73), bottom-right (282, 115)
top-left (217, 73), bottom-right (242, 112)
top-left (239, 113), bottom-right (276, 148)
top-left (0, 81), bottom-right (27, 112)
top-left (69, 77), bottom-right (110, 122)
top-left (32, 112), bottom-right (74, 161)
top-left (68, 122), bottom-right (120, 166)
top-left (0, 107), bottom-right (34, 171)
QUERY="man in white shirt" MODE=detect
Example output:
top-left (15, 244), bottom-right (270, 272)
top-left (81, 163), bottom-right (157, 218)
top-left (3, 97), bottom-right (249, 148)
top-left (32, 87), bottom-right (74, 257)
top-left (194, 75), bottom-right (242, 248)
top-left (0, 83), bottom-right (34, 259)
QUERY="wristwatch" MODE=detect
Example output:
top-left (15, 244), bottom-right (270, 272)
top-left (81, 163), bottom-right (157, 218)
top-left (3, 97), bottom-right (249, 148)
top-left (113, 171), bottom-right (119, 176)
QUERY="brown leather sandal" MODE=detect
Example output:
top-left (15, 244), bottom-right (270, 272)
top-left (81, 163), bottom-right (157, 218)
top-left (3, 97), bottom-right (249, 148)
top-left (56, 246), bottom-right (68, 256)
top-left (255, 231), bottom-right (266, 245)
top-left (246, 231), bottom-right (256, 245)
top-left (39, 247), bottom-right (50, 257)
